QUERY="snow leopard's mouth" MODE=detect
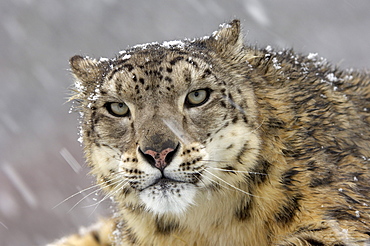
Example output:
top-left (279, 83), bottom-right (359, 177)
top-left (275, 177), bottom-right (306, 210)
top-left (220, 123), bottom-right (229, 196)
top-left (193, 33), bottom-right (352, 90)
top-left (139, 177), bottom-right (197, 215)
top-left (145, 177), bottom-right (185, 191)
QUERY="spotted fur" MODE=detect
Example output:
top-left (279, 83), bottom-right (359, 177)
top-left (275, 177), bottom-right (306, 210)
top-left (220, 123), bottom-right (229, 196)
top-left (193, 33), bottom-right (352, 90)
top-left (50, 20), bottom-right (370, 245)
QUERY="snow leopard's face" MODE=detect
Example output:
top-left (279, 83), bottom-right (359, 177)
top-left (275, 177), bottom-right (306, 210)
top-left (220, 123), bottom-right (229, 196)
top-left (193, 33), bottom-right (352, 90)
top-left (70, 22), bottom-right (261, 216)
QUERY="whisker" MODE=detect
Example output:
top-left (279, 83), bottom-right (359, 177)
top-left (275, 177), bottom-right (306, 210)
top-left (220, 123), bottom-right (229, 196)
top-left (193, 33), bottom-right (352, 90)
top-left (67, 186), bottom-right (104, 213)
top-left (195, 170), bottom-right (234, 193)
top-left (66, 177), bottom-right (125, 213)
top-left (208, 167), bottom-right (268, 176)
top-left (96, 143), bottom-right (122, 162)
top-left (192, 170), bottom-right (209, 187)
top-left (202, 168), bottom-right (262, 198)
top-left (52, 175), bottom-right (123, 209)
top-left (251, 117), bottom-right (265, 133)
top-left (85, 180), bottom-right (129, 217)
top-left (199, 160), bottom-right (268, 176)
top-left (53, 183), bottom-right (103, 209)
top-left (84, 180), bottom-right (128, 209)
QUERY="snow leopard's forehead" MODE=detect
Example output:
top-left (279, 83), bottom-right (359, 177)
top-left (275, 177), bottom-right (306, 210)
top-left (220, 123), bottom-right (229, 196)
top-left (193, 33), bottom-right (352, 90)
top-left (100, 43), bottom-right (216, 106)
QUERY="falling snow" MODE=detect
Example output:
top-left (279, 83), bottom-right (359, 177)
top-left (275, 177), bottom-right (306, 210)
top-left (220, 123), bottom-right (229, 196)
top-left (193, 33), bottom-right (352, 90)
top-left (60, 148), bottom-right (82, 173)
top-left (2, 163), bottom-right (38, 208)
top-left (2, 1), bottom-right (370, 245)
top-left (244, 0), bottom-right (270, 27)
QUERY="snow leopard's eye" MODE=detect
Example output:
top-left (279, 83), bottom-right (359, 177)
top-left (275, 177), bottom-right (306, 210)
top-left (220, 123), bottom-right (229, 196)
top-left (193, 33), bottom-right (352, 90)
top-left (105, 102), bottom-right (129, 117)
top-left (185, 89), bottom-right (211, 107)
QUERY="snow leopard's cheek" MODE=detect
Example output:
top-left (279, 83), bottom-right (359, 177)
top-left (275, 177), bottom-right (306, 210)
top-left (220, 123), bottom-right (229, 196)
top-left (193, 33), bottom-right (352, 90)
top-left (206, 122), bottom-right (261, 168)
top-left (89, 144), bottom-right (122, 175)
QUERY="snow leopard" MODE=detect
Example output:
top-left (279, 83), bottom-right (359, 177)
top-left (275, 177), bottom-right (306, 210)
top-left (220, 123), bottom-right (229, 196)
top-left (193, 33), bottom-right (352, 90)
top-left (50, 20), bottom-right (370, 245)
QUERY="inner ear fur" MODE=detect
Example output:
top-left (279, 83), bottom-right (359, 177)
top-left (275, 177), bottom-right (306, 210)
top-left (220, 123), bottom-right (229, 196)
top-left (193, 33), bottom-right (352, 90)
top-left (70, 55), bottom-right (109, 85)
top-left (206, 19), bottom-right (244, 58)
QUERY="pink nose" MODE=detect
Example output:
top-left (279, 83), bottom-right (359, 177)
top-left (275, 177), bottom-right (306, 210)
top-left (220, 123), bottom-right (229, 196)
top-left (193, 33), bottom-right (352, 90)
top-left (144, 148), bottom-right (175, 170)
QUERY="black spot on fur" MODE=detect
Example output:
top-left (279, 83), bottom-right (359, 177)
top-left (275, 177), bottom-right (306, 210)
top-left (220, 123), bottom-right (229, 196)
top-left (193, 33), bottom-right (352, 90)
top-left (90, 111), bottom-right (96, 132)
top-left (304, 238), bottom-right (325, 246)
top-left (295, 226), bottom-right (328, 234)
top-left (220, 101), bottom-right (227, 108)
top-left (155, 217), bottom-right (179, 235)
top-left (236, 142), bottom-right (250, 164)
top-left (170, 56), bottom-right (184, 65)
top-left (326, 207), bottom-right (358, 221)
top-left (166, 67), bottom-right (172, 73)
top-left (139, 78), bottom-right (145, 84)
top-left (108, 68), bottom-right (120, 81)
top-left (228, 93), bottom-right (234, 102)
top-left (235, 196), bottom-right (253, 221)
top-left (184, 71), bottom-right (191, 82)
top-left (274, 195), bottom-right (301, 225)
top-left (248, 159), bottom-right (271, 185)
top-left (186, 57), bottom-right (198, 67)
top-left (121, 223), bottom-right (138, 245)
top-left (91, 231), bottom-right (100, 243)
top-left (206, 182), bottom-right (221, 192)
top-left (115, 82), bottom-right (122, 93)
top-left (164, 76), bottom-right (172, 83)
top-left (306, 160), bottom-right (317, 171)
top-left (339, 192), bottom-right (361, 205)
top-left (226, 144), bottom-right (234, 149)
top-left (242, 115), bottom-right (248, 124)
top-left (267, 117), bottom-right (285, 129)
top-left (222, 165), bottom-right (236, 173)
top-left (124, 64), bottom-right (134, 72)
top-left (281, 168), bottom-right (300, 190)
top-left (309, 171), bottom-right (333, 187)
top-left (120, 186), bottom-right (131, 196)
top-left (202, 68), bottom-right (212, 78)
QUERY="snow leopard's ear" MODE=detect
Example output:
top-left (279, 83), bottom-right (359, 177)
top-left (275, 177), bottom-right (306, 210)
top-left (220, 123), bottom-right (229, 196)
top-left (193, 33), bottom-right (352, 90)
top-left (70, 55), bottom-right (109, 85)
top-left (206, 19), bottom-right (244, 58)
top-left (69, 55), bottom-right (110, 100)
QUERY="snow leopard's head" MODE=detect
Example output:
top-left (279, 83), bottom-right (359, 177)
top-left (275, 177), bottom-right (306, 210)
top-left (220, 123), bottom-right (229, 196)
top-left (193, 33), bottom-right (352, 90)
top-left (69, 20), bottom-right (262, 216)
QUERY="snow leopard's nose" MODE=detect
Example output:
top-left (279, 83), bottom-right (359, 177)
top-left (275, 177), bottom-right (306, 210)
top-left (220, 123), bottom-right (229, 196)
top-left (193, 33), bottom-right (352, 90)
top-left (139, 145), bottom-right (179, 170)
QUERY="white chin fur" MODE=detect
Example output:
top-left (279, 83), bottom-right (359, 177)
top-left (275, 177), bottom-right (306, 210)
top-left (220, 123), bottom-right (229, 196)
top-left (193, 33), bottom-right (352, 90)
top-left (139, 182), bottom-right (197, 215)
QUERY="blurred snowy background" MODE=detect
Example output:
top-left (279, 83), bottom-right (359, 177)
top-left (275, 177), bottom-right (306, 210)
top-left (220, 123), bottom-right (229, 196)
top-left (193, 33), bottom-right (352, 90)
top-left (1, 0), bottom-right (369, 245)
